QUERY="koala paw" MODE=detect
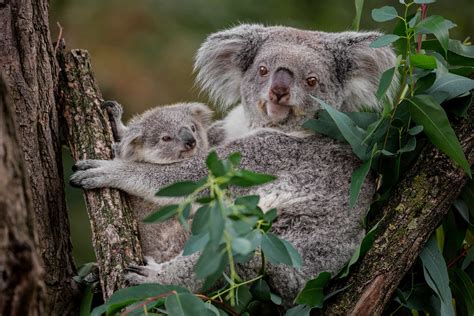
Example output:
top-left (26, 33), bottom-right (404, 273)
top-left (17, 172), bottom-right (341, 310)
top-left (69, 160), bottom-right (112, 189)
top-left (102, 100), bottom-right (123, 119)
top-left (123, 260), bottom-right (163, 285)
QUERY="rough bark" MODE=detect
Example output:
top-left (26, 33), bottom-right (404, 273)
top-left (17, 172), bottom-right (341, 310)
top-left (324, 105), bottom-right (474, 315)
top-left (56, 43), bottom-right (144, 299)
top-left (0, 74), bottom-right (45, 315)
top-left (0, 0), bottom-right (79, 313)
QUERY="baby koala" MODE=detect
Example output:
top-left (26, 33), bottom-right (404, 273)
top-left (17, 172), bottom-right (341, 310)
top-left (103, 100), bottom-right (213, 263)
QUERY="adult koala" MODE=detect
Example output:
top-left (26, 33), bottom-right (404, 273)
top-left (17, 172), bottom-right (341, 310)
top-left (70, 24), bottom-right (395, 305)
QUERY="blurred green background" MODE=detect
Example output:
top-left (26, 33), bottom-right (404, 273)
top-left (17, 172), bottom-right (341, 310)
top-left (50, 0), bottom-right (474, 267)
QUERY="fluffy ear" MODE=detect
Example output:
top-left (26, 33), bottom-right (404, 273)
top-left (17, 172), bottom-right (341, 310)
top-left (334, 32), bottom-right (397, 111)
top-left (188, 103), bottom-right (214, 127)
top-left (194, 24), bottom-right (268, 110)
top-left (115, 130), bottom-right (144, 161)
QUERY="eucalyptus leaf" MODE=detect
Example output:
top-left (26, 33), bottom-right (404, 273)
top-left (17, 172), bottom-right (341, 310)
top-left (261, 232), bottom-right (294, 266)
top-left (371, 6), bottom-right (399, 22)
top-left (409, 54), bottom-right (437, 69)
top-left (349, 157), bottom-right (373, 208)
top-left (230, 170), bottom-right (276, 187)
top-left (311, 96), bottom-right (368, 160)
top-left (419, 236), bottom-right (455, 316)
top-left (165, 293), bottom-right (214, 316)
top-left (425, 72), bottom-right (474, 103)
top-left (352, 0), bottom-right (365, 31)
top-left (415, 15), bottom-right (455, 53)
top-left (206, 151), bottom-right (226, 177)
top-left (251, 278), bottom-right (271, 301)
top-left (284, 305), bottom-right (311, 316)
top-left (449, 39), bottom-right (474, 58)
top-left (414, 0), bottom-right (436, 3)
top-left (408, 125), bottom-right (424, 135)
top-left (194, 245), bottom-right (225, 278)
top-left (406, 95), bottom-right (471, 177)
top-left (143, 205), bottom-right (179, 223)
top-left (294, 271), bottom-right (331, 308)
top-left (449, 268), bottom-right (474, 316)
top-left (375, 67), bottom-right (396, 100)
top-left (156, 181), bottom-right (201, 197)
top-left (232, 238), bottom-right (253, 255)
top-left (183, 232), bottom-right (209, 256)
top-left (369, 35), bottom-right (400, 48)
top-left (398, 137), bottom-right (416, 154)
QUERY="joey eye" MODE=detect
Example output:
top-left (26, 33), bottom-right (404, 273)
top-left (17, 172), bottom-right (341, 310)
top-left (161, 136), bottom-right (172, 142)
top-left (191, 125), bottom-right (196, 132)
top-left (306, 77), bottom-right (317, 87)
top-left (258, 66), bottom-right (269, 77)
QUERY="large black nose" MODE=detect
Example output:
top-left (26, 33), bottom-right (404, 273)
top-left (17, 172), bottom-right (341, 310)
top-left (179, 127), bottom-right (196, 150)
top-left (269, 68), bottom-right (293, 103)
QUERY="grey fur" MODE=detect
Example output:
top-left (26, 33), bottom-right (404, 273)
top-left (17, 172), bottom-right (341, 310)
top-left (107, 101), bottom-right (212, 262)
top-left (70, 24), bottom-right (396, 306)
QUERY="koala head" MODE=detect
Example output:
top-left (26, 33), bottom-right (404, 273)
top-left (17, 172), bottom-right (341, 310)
top-left (195, 24), bottom-right (396, 132)
top-left (116, 103), bottom-right (212, 164)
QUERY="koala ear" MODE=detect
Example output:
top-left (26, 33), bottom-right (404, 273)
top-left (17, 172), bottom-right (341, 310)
top-left (194, 24), bottom-right (268, 110)
top-left (188, 103), bottom-right (214, 127)
top-left (334, 32), bottom-right (397, 111)
top-left (116, 131), bottom-right (144, 161)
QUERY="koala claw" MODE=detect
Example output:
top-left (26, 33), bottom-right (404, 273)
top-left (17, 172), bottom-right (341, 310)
top-left (73, 159), bottom-right (106, 171)
top-left (124, 264), bottom-right (161, 285)
top-left (102, 100), bottom-right (123, 119)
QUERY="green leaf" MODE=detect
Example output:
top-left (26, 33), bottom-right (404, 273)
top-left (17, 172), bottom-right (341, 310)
top-left (449, 39), bottom-right (474, 58)
top-left (183, 232), bottom-right (209, 256)
top-left (206, 151), bottom-right (226, 177)
top-left (270, 293), bottom-right (282, 305)
top-left (371, 6), bottom-right (398, 22)
top-left (79, 285), bottom-right (93, 316)
top-left (261, 232), bottom-right (294, 266)
top-left (419, 236), bottom-right (455, 316)
top-left (453, 199), bottom-right (473, 226)
top-left (414, 0), bottom-right (436, 3)
top-left (349, 148), bottom-right (375, 208)
top-left (281, 238), bottom-right (303, 268)
top-left (295, 271), bottom-right (331, 308)
top-left (228, 152), bottom-right (242, 167)
top-left (369, 35), bottom-right (400, 48)
top-left (284, 305), bottom-right (311, 316)
top-left (415, 15), bottom-right (455, 53)
top-left (409, 54), bottom-right (437, 69)
top-left (351, 0), bottom-right (365, 31)
top-left (462, 247), bottom-right (474, 270)
top-left (232, 238), bottom-right (253, 255)
top-left (406, 95), bottom-right (471, 176)
top-left (235, 195), bottom-right (260, 210)
top-left (449, 268), bottom-right (474, 316)
top-left (234, 286), bottom-right (252, 313)
top-left (209, 202), bottom-right (225, 243)
top-left (194, 245), bottom-right (226, 279)
top-left (165, 293), bottom-right (214, 316)
top-left (191, 205), bottom-right (210, 235)
top-left (264, 208), bottom-right (278, 223)
top-left (408, 125), bottom-right (424, 135)
top-left (398, 137), bottom-right (416, 154)
top-left (156, 181), bottom-right (200, 197)
top-left (143, 205), bottom-right (179, 223)
top-left (92, 284), bottom-right (189, 316)
top-left (338, 222), bottom-right (379, 278)
top-left (375, 67), bottom-right (396, 101)
top-left (425, 72), bottom-right (474, 103)
top-left (230, 170), bottom-right (276, 187)
top-left (311, 96), bottom-right (368, 160)
top-left (250, 278), bottom-right (271, 301)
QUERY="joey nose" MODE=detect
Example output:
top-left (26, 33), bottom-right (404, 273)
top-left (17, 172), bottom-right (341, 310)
top-left (184, 138), bottom-right (196, 150)
top-left (270, 68), bottom-right (293, 103)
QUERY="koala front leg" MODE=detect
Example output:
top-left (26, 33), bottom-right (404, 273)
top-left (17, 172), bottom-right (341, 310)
top-left (124, 254), bottom-right (204, 292)
top-left (102, 100), bottom-right (128, 141)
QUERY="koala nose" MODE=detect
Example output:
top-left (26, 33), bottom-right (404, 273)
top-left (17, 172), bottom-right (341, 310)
top-left (179, 127), bottom-right (196, 150)
top-left (269, 68), bottom-right (293, 103)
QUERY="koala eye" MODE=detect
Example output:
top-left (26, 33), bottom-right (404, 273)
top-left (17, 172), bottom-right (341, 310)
top-left (306, 77), bottom-right (318, 87)
top-left (191, 124), bottom-right (196, 132)
top-left (161, 136), bottom-right (172, 142)
top-left (258, 66), bottom-right (269, 77)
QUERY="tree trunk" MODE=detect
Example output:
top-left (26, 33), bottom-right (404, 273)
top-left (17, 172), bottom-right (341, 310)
top-left (56, 43), bottom-right (144, 299)
top-left (0, 74), bottom-right (45, 315)
top-left (324, 105), bottom-right (474, 315)
top-left (0, 0), bottom-right (79, 314)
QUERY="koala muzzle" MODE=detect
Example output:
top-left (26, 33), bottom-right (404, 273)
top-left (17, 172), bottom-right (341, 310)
top-left (269, 68), bottom-right (293, 104)
top-left (179, 127), bottom-right (196, 150)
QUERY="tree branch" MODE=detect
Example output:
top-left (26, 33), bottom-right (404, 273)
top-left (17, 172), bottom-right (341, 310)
top-left (56, 42), bottom-right (144, 299)
top-left (325, 104), bottom-right (474, 315)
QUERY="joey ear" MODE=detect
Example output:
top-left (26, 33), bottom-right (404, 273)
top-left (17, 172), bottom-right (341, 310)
top-left (189, 103), bottom-right (214, 127)
top-left (116, 131), bottom-right (144, 161)
top-left (334, 32), bottom-right (398, 111)
top-left (194, 24), bottom-right (268, 110)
